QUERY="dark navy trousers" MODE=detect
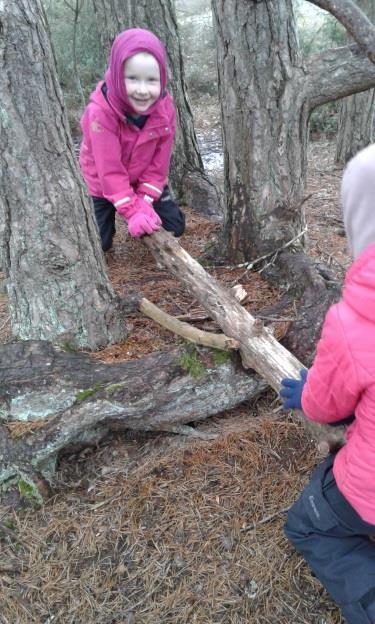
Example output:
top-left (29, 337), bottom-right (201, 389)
top-left (92, 186), bottom-right (185, 252)
top-left (285, 453), bottom-right (375, 623)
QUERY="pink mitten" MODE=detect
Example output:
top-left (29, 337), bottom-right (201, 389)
top-left (127, 211), bottom-right (160, 237)
top-left (136, 195), bottom-right (162, 227)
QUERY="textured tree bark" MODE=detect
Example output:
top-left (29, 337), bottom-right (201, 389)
top-left (0, 0), bottom-right (128, 349)
top-left (212, 0), bottom-right (309, 262)
top-left (335, 0), bottom-right (375, 164)
top-left (211, 0), bottom-right (375, 263)
top-left (335, 89), bottom-right (375, 163)
top-left (91, 0), bottom-right (222, 217)
top-left (0, 340), bottom-right (267, 489)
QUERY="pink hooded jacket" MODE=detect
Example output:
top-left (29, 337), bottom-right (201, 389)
top-left (301, 143), bottom-right (375, 524)
top-left (79, 29), bottom-right (176, 212)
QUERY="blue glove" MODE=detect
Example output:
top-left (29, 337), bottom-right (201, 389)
top-left (279, 369), bottom-right (308, 410)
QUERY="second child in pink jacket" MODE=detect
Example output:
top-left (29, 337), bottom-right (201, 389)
top-left (80, 28), bottom-right (185, 250)
top-left (280, 144), bottom-right (375, 624)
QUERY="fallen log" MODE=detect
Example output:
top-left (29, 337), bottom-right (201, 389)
top-left (1, 230), bottom-right (344, 502)
top-left (0, 340), bottom-right (266, 497)
top-left (143, 229), bottom-right (345, 449)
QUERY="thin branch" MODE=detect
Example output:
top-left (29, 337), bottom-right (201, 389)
top-left (306, 44), bottom-right (375, 110)
top-left (223, 227), bottom-right (308, 272)
top-left (139, 297), bottom-right (239, 351)
top-left (306, 0), bottom-right (375, 63)
top-left (240, 506), bottom-right (290, 532)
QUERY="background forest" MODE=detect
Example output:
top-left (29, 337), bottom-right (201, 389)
top-left (45, 0), bottom-right (347, 139)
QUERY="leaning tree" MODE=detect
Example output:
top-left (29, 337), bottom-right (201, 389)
top-left (335, 0), bottom-right (375, 163)
top-left (90, 0), bottom-right (222, 217)
top-left (0, 0), bottom-right (128, 349)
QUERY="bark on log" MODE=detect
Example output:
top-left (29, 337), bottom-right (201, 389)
top-left (0, 340), bottom-right (266, 490)
top-left (143, 229), bottom-right (345, 446)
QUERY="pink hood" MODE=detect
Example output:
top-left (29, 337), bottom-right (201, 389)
top-left (79, 80), bottom-right (176, 207)
top-left (105, 28), bottom-right (167, 117)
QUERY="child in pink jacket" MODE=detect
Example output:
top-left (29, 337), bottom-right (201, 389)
top-left (280, 143), bottom-right (375, 624)
top-left (79, 28), bottom-right (185, 251)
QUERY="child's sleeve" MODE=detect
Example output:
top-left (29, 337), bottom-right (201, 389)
top-left (84, 108), bottom-right (136, 212)
top-left (301, 306), bottom-right (360, 424)
top-left (137, 107), bottom-right (176, 200)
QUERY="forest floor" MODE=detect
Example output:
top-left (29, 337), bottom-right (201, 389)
top-left (0, 120), bottom-right (352, 623)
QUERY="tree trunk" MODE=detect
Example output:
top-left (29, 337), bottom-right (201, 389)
top-left (211, 0), bottom-right (375, 263)
top-left (91, 0), bottom-right (222, 217)
top-left (0, 340), bottom-right (267, 494)
top-left (0, 0), bottom-right (128, 349)
top-left (211, 0), bottom-right (310, 263)
top-left (336, 89), bottom-right (375, 162)
top-left (335, 0), bottom-right (375, 164)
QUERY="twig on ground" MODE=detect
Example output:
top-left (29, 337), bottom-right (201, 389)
top-left (241, 506), bottom-right (290, 532)
top-left (139, 297), bottom-right (239, 351)
top-left (255, 315), bottom-right (296, 322)
top-left (225, 227), bottom-right (308, 281)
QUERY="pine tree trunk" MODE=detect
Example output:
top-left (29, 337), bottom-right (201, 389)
top-left (0, 0), bottom-right (128, 349)
top-left (211, 0), bottom-right (375, 264)
top-left (91, 0), bottom-right (222, 217)
top-left (335, 90), bottom-right (375, 163)
top-left (211, 0), bottom-right (309, 262)
top-left (335, 0), bottom-right (375, 164)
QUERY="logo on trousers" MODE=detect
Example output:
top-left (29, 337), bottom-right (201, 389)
top-left (309, 495), bottom-right (321, 519)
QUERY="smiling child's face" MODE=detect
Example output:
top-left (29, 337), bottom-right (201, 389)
top-left (123, 52), bottom-right (161, 115)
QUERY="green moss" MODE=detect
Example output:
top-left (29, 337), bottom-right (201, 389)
top-left (176, 347), bottom-right (207, 379)
top-left (18, 478), bottom-right (43, 508)
top-left (105, 382), bottom-right (127, 396)
top-left (75, 383), bottom-right (103, 403)
top-left (197, 257), bottom-right (211, 268)
top-left (62, 341), bottom-right (77, 353)
top-left (211, 349), bottom-right (232, 366)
